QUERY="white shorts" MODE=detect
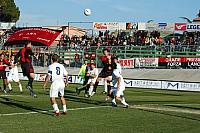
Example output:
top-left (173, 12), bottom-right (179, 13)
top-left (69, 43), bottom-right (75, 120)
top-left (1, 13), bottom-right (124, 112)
top-left (50, 81), bottom-right (65, 98)
top-left (7, 72), bottom-right (19, 82)
top-left (111, 87), bottom-right (125, 97)
top-left (87, 78), bottom-right (97, 84)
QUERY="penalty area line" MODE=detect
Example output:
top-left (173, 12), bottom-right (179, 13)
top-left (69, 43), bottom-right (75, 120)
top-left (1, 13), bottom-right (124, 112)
top-left (0, 106), bottom-right (111, 116)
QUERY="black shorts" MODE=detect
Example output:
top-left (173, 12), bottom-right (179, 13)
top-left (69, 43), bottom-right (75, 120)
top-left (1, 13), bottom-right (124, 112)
top-left (0, 70), bottom-right (7, 79)
top-left (21, 62), bottom-right (34, 77)
top-left (98, 69), bottom-right (112, 78)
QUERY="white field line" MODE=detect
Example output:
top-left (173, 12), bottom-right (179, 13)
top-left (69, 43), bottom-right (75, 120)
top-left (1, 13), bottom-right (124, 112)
top-left (0, 106), bottom-right (111, 116)
top-left (131, 105), bottom-right (200, 115)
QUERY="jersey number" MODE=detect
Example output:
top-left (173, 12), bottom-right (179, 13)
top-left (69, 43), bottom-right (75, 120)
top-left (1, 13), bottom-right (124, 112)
top-left (56, 67), bottom-right (60, 75)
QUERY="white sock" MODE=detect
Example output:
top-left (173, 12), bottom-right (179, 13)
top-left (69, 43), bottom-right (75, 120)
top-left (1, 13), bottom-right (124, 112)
top-left (89, 86), bottom-right (94, 96)
top-left (8, 83), bottom-right (12, 90)
top-left (104, 80), bottom-right (107, 92)
top-left (19, 83), bottom-right (23, 92)
top-left (52, 104), bottom-right (59, 113)
top-left (121, 97), bottom-right (128, 106)
top-left (63, 105), bottom-right (67, 112)
top-left (112, 98), bottom-right (116, 104)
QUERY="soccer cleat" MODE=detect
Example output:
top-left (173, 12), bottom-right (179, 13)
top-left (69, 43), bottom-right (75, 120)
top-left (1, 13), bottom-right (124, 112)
top-left (102, 91), bottom-right (107, 94)
top-left (76, 88), bottom-right (80, 95)
top-left (123, 105), bottom-right (129, 108)
top-left (3, 90), bottom-right (7, 94)
top-left (63, 111), bottom-right (67, 115)
top-left (84, 94), bottom-right (89, 98)
top-left (105, 96), bottom-right (110, 101)
top-left (54, 112), bottom-right (61, 117)
top-left (112, 102), bottom-right (117, 107)
top-left (33, 94), bottom-right (37, 98)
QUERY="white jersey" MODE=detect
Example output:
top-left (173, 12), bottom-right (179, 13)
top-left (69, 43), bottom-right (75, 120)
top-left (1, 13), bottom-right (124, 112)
top-left (48, 62), bottom-right (68, 83)
top-left (112, 69), bottom-right (125, 91)
top-left (88, 68), bottom-right (98, 79)
top-left (9, 60), bottom-right (19, 75)
top-left (116, 63), bottom-right (122, 74)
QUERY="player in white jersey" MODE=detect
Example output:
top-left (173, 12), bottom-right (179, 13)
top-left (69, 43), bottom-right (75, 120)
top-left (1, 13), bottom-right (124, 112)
top-left (43, 54), bottom-right (68, 116)
top-left (7, 55), bottom-right (23, 93)
top-left (113, 56), bottom-right (122, 74)
top-left (110, 63), bottom-right (128, 108)
top-left (86, 63), bottom-right (98, 97)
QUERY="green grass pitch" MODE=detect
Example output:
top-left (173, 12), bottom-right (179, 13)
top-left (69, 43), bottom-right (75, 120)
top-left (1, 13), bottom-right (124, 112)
top-left (0, 81), bottom-right (200, 133)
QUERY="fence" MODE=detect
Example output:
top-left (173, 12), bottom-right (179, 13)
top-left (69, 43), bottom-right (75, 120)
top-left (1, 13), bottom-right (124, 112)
top-left (5, 44), bottom-right (200, 69)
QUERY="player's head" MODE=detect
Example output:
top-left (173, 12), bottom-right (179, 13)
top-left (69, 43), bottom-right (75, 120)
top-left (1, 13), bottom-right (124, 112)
top-left (112, 62), bottom-right (117, 70)
top-left (0, 53), bottom-right (5, 60)
top-left (25, 41), bottom-right (32, 48)
top-left (103, 48), bottom-right (109, 56)
top-left (52, 54), bottom-right (59, 62)
top-left (112, 56), bottom-right (119, 63)
top-left (90, 63), bottom-right (96, 69)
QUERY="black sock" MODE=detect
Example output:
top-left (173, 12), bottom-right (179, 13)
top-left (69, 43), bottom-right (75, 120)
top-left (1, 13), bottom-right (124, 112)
top-left (93, 81), bottom-right (99, 92)
top-left (3, 84), bottom-right (6, 90)
top-left (107, 81), bottom-right (112, 96)
top-left (28, 77), bottom-right (34, 88)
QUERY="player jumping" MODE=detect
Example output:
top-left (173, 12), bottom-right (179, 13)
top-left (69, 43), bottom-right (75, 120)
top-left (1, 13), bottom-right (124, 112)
top-left (14, 41), bottom-right (37, 97)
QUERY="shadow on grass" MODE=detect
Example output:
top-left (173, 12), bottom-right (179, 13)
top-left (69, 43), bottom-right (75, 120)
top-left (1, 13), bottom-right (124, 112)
top-left (0, 97), bottom-right (53, 116)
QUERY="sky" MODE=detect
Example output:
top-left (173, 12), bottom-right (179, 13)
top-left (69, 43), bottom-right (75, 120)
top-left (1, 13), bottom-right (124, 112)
top-left (15, 0), bottom-right (200, 27)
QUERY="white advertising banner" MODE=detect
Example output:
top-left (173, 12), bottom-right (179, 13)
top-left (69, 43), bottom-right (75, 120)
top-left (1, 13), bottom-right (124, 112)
top-left (0, 22), bottom-right (16, 29)
top-left (187, 23), bottom-right (200, 31)
top-left (93, 22), bottom-right (126, 30)
top-left (138, 22), bottom-right (146, 30)
top-left (135, 58), bottom-right (159, 67)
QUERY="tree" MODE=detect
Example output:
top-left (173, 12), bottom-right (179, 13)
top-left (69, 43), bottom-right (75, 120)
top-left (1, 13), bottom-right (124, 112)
top-left (0, 0), bottom-right (20, 22)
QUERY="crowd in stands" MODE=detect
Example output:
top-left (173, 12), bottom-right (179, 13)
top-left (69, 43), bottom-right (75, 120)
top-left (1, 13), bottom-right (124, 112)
top-left (57, 30), bottom-right (200, 53)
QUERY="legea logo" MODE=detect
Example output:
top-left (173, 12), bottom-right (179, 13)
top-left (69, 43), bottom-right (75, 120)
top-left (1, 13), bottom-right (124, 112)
top-left (175, 23), bottom-right (186, 31)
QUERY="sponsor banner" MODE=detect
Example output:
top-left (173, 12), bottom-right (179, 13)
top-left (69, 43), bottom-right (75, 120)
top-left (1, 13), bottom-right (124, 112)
top-left (135, 58), bottom-right (158, 67)
top-left (159, 58), bottom-right (182, 67)
top-left (126, 23), bottom-right (138, 30)
top-left (118, 59), bottom-right (134, 68)
top-left (187, 23), bottom-right (200, 31)
top-left (6, 28), bottom-right (61, 46)
top-left (146, 22), bottom-right (158, 31)
top-left (158, 23), bottom-right (167, 28)
top-left (174, 23), bottom-right (187, 31)
top-left (125, 79), bottom-right (161, 89)
top-left (0, 22), bottom-right (16, 29)
top-left (137, 22), bottom-right (146, 30)
top-left (93, 22), bottom-right (126, 30)
top-left (162, 81), bottom-right (200, 92)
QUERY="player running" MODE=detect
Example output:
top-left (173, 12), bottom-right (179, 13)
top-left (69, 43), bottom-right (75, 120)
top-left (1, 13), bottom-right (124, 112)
top-left (7, 54), bottom-right (23, 93)
top-left (0, 53), bottom-right (12, 93)
top-left (43, 54), bottom-right (68, 116)
top-left (14, 41), bottom-right (37, 97)
top-left (110, 62), bottom-right (129, 108)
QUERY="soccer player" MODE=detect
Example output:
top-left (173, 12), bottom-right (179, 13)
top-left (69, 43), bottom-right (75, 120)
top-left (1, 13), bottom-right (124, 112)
top-left (113, 56), bottom-right (122, 74)
top-left (86, 63), bottom-right (98, 97)
top-left (7, 54), bottom-right (23, 93)
top-left (43, 54), bottom-right (68, 116)
top-left (76, 60), bottom-right (90, 96)
top-left (93, 48), bottom-right (113, 94)
top-left (110, 63), bottom-right (129, 108)
top-left (14, 41), bottom-right (37, 97)
top-left (0, 53), bottom-right (12, 93)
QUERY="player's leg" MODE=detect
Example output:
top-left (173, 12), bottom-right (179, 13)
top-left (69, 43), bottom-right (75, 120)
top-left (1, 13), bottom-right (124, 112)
top-left (13, 76), bottom-right (23, 93)
top-left (50, 83), bottom-right (60, 116)
top-left (116, 90), bottom-right (129, 108)
top-left (7, 73), bottom-right (13, 91)
top-left (59, 82), bottom-right (67, 115)
top-left (110, 88), bottom-right (117, 107)
top-left (17, 81), bottom-right (23, 93)
top-left (88, 82), bottom-right (94, 96)
top-left (2, 71), bottom-right (8, 93)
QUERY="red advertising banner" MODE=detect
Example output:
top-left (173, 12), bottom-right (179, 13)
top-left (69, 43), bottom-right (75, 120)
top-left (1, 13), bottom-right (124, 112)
top-left (118, 59), bottom-right (134, 68)
top-left (7, 28), bottom-right (61, 46)
top-left (174, 23), bottom-right (187, 31)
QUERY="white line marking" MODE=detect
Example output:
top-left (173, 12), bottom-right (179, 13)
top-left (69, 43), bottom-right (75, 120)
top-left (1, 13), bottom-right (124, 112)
top-left (0, 106), bottom-right (111, 116)
top-left (131, 105), bottom-right (200, 115)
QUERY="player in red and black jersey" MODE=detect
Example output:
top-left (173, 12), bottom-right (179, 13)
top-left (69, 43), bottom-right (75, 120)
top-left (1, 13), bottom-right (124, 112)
top-left (14, 41), bottom-right (37, 97)
top-left (93, 48), bottom-right (113, 94)
top-left (0, 53), bottom-right (12, 93)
